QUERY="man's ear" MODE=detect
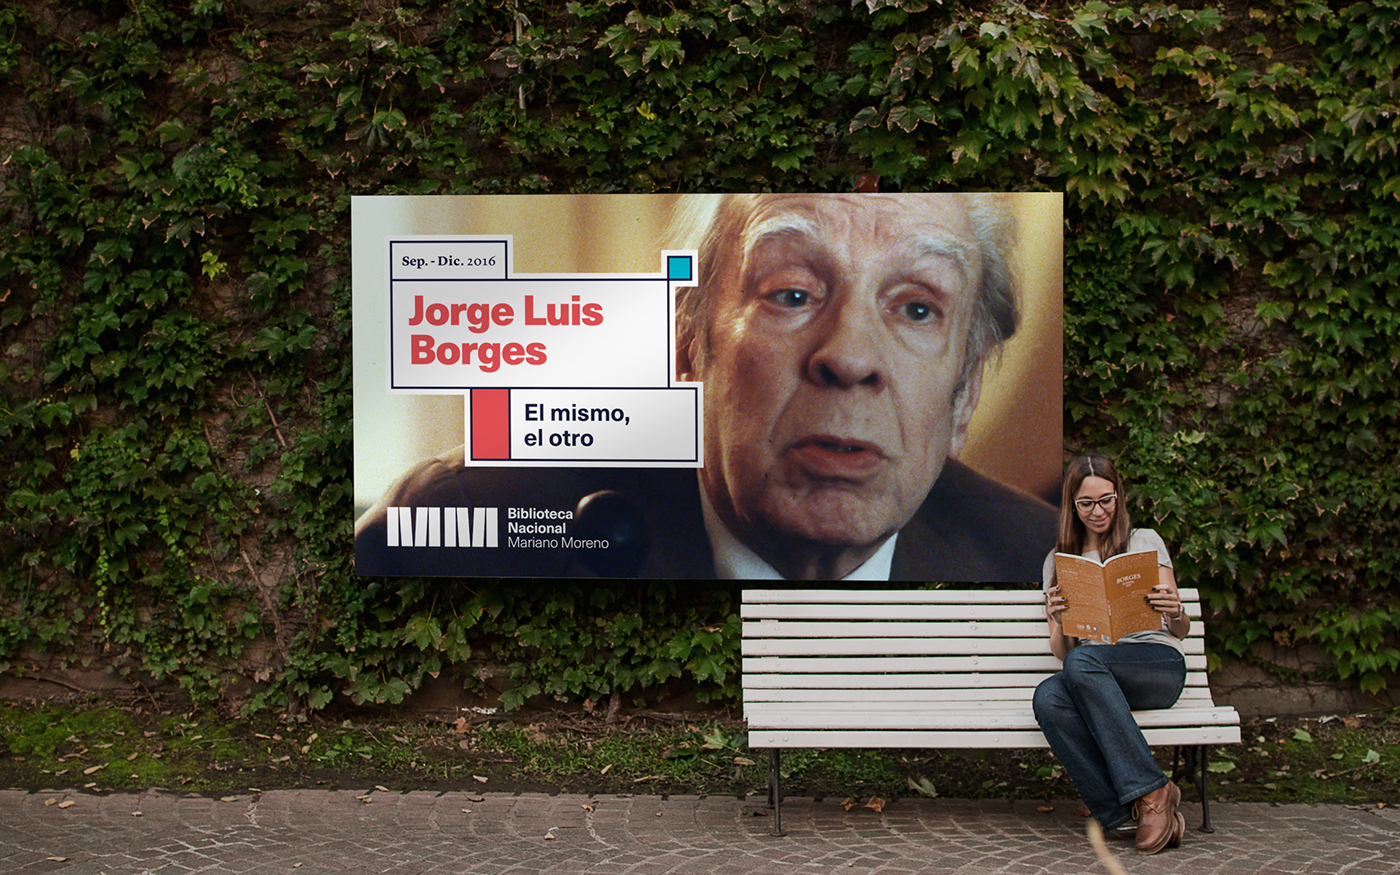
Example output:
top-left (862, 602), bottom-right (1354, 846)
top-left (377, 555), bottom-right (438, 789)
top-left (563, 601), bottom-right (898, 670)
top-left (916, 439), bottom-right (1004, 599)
top-left (676, 334), bottom-right (701, 382)
top-left (948, 358), bottom-right (985, 459)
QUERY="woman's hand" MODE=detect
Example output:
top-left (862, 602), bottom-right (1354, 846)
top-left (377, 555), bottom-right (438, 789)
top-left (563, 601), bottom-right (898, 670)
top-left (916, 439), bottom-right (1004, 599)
top-left (1045, 585), bottom-right (1069, 625)
top-left (1045, 585), bottom-right (1074, 660)
top-left (1146, 566), bottom-right (1191, 638)
top-left (1145, 584), bottom-right (1182, 618)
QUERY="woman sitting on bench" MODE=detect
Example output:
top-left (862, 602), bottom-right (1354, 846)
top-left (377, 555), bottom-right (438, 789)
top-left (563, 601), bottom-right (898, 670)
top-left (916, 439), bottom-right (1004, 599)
top-left (1034, 451), bottom-right (1192, 855)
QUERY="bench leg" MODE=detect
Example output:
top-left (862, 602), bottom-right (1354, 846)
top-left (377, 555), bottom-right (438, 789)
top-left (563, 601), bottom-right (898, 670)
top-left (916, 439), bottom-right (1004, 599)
top-left (1194, 744), bottom-right (1215, 833)
top-left (767, 748), bottom-right (785, 836)
top-left (1171, 744), bottom-right (1216, 833)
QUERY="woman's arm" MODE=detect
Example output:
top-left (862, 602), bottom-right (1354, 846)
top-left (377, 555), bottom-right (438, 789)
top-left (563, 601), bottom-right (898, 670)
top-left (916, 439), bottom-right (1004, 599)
top-left (1145, 565), bottom-right (1191, 638)
top-left (1045, 585), bottom-right (1075, 660)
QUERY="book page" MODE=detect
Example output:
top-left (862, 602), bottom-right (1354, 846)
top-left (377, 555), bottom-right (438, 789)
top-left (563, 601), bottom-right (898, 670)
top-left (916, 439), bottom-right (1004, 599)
top-left (1054, 553), bottom-right (1114, 643)
top-left (1102, 551), bottom-right (1162, 641)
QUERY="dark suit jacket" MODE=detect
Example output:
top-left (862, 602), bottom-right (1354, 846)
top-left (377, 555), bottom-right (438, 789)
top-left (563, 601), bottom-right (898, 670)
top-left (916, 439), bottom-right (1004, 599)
top-left (353, 448), bottom-right (1057, 582)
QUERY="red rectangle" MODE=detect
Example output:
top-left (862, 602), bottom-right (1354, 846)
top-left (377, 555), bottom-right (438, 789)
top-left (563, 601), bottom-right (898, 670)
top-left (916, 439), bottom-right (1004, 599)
top-left (470, 389), bottom-right (510, 460)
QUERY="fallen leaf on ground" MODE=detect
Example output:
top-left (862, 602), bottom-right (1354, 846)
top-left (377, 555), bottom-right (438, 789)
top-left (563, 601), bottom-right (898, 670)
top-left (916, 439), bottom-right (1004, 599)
top-left (472, 775), bottom-right (488, 783)
top-left (355, 795), bottom-right (372, 804)
top-left (1037, 806), bottom-right (1054, 813)
top-left (46, 856), bottom-right (67, 862)
top-left (907, 776), bottom-right (938, 798)
top-left (841, 797), bottom-right (856, 811)
top-left (132, 811), bottom-right (142, 817)
top-left (1086, 820), bottom-right (1127, 875)
top-left (220, 797), bottom-right (237, 803)
top-left (57, 801), bottom-right (75, 809)
top-left (83, 764), bottom-right (105, 775)
top-left (582, 804), bottom-right (594, 812)
top-left (375, 785), bottom-right (390, 792)
top-left (44, 799), bottom-right (57, 807)
top-left (863, 796), bottom-right (886, 813)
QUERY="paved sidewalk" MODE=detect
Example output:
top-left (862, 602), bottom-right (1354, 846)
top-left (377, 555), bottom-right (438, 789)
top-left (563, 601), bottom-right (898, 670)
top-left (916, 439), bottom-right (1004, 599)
top-left (1, 788), bottom-right (1397, 874)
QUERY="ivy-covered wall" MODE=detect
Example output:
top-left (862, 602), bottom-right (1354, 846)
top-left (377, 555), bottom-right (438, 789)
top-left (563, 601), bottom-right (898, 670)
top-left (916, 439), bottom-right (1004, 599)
top-left (1, 0), bottom-right (1396, 714)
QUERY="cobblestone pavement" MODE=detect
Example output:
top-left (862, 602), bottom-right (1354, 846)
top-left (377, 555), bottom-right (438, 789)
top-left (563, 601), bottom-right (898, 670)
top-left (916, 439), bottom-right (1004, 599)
top-left (1, 789), bottom-right (1397, 875)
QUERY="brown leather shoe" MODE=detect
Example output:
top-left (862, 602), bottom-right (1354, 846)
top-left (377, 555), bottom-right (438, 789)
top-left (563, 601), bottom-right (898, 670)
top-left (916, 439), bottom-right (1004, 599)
top-left (1132, 780), bottom-right (1181, 854)
top-left (1166, 810), bottom-right (1187, 848)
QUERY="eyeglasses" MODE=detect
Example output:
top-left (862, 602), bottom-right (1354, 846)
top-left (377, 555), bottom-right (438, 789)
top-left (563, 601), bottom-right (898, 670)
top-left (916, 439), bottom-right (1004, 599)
top-left (1074, 494), bottom-right (1117, 512)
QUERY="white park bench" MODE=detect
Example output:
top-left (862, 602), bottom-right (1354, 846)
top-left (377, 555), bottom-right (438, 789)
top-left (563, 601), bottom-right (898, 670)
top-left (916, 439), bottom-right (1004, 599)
top-left (742, 588), bottom-right (1241, 835)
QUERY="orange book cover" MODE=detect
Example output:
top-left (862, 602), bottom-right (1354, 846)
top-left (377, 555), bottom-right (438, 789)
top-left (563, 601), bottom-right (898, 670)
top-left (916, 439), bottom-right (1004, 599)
top-left (1053, 550), bottom-right (1161, 643)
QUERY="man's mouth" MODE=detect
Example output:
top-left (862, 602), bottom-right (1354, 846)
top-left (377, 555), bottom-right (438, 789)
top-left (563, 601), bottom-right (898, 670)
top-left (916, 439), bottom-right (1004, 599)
top-left (815, 439), bottom-right (865, 452)
top-left (788, 436), bottom-right (886, 477)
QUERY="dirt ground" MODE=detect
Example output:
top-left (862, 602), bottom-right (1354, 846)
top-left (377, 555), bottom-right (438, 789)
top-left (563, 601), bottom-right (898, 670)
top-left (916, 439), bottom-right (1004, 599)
top-left (2, 696), bottom-right (1397, 808)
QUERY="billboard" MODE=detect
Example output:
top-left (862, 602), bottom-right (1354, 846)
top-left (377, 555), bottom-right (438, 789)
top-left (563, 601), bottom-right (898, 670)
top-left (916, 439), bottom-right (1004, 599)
top-left (353, 194), bottom-right (1062, 581)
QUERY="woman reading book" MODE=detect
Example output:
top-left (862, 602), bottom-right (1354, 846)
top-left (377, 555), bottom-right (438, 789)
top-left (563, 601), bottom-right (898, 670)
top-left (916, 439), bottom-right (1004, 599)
top-left (1034, 451), bottom-right (1193, 854)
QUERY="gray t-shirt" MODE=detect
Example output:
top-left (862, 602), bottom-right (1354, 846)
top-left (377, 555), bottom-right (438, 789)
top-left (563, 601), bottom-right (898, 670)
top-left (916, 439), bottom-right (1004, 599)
top-left (1042, 528), bottom-right (1184, 654)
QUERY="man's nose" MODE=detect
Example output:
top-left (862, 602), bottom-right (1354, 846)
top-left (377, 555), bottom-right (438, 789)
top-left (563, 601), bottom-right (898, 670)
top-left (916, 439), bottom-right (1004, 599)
top-left (804, 298), bottom-right (885, 389)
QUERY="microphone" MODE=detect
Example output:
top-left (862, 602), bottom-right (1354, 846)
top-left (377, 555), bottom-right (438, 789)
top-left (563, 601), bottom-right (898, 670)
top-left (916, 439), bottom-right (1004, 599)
top-left (572, 490), bottom-right (651, 578)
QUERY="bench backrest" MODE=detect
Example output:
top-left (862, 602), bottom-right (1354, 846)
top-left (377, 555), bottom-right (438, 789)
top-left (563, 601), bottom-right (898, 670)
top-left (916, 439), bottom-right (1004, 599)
top-left (741, 588), bottom-right (1213, 710)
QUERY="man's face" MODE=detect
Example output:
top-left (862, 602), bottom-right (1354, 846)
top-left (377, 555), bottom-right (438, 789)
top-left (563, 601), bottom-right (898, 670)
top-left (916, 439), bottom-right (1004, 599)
top-left (684, 194), bottom-right (985, 572)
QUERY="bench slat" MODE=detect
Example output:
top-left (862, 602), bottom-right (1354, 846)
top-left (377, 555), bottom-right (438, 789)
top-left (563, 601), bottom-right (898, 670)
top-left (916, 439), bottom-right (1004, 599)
top-left (742, 635), bottom-right (1206, 657)
top-left (743, 588), bottom-right (1202, 604)
top-left (744, 686), bottom-right (1218, 704)
top-left (748, 725), bottom-right (1243, 749)
top-left (741, 670), bottom-right (1216, 690)
top-left (743, 604), bottom-right (1201, 621)
top-left (745, 704), bottom-right (1239, 730)
top-left (743, 654), bottom-right (1210, 673)
top-left (747, 618), bottom-right (1050, 635)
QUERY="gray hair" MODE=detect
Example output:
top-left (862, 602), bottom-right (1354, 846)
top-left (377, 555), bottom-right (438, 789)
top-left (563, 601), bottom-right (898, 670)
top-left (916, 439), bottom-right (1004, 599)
top-left (670, 193), bottom-right (1019, 393)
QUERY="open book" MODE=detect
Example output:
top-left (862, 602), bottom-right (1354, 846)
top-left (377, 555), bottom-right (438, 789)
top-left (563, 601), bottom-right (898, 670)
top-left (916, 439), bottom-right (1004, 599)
top-left (1053, 550), bottom-right (1161, 643)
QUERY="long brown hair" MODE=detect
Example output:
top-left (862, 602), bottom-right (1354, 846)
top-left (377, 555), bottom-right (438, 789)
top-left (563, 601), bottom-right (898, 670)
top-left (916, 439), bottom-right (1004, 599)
top-left (1057, 451), bottom-right (1132, 559)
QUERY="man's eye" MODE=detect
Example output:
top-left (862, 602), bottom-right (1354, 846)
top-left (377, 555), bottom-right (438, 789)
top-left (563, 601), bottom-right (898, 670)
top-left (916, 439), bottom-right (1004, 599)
top-left (903, 301), bottom-right (937, 322)
top-left (772, 289), bottom-right (810, 307)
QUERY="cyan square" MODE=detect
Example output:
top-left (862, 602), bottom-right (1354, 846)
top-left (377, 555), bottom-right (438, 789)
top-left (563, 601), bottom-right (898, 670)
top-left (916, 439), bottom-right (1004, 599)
top-left (667, 255), bottom-right (693, 282)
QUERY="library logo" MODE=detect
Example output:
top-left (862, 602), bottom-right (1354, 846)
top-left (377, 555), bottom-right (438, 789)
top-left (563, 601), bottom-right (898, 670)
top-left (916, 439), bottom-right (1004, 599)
top-left (385, 507), bottom-right (498, 548)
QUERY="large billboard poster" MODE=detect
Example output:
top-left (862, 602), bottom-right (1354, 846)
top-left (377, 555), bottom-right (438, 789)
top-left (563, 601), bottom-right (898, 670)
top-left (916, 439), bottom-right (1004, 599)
top-left (353, 194), bottom-right (1063, 581)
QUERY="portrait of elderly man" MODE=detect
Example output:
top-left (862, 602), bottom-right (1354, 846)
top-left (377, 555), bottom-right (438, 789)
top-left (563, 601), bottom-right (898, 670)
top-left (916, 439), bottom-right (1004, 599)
top-left (353, 193), bottom-right (1057, 581)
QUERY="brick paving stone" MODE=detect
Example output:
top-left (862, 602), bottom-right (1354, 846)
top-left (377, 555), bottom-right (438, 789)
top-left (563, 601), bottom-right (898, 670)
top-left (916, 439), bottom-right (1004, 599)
top-left (1, 790), bottom-right (1398, 874)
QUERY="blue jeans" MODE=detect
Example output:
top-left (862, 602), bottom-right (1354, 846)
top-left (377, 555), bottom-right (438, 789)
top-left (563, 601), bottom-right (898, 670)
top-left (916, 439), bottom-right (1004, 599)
top-left (1032, 643), bottom-right (1186, 829)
